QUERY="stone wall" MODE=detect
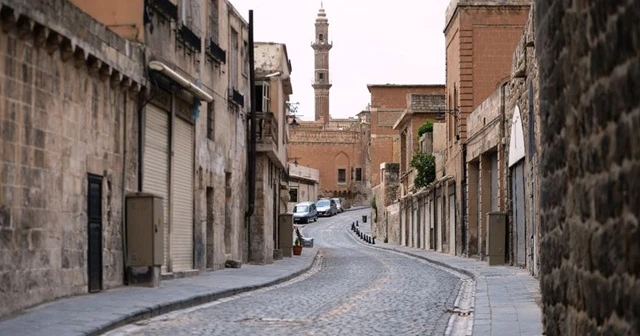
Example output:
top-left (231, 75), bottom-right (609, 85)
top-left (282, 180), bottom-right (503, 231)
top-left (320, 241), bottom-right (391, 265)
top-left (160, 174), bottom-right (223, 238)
top-left (503, 5), bottom-right (539, 274)
top-left (370, 163), bottom-right (400, 243)
top-left (536, 0), bottom-right (640, 334)
top-left (0, 0), bottom-right (144, 317)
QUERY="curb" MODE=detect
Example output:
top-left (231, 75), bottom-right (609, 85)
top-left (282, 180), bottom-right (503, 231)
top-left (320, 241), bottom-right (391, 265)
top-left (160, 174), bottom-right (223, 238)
top-left (87, 250), bottom-right (321, 336)
top-left (346, 229), bottom-right (477, 281)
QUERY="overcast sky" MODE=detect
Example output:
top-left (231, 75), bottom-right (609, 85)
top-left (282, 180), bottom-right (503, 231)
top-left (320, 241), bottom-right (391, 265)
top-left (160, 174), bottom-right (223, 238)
top-left (232, 0), bottom-right (450, 121)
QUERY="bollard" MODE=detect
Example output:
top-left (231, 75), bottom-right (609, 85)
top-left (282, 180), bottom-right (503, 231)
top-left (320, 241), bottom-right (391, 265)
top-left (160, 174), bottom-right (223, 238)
top-left (356, 220), bottom-right (359, 226)
top-left (366, 236), bottom-right (370, 243)
top-left (372, 237), bottom-right (376, 244)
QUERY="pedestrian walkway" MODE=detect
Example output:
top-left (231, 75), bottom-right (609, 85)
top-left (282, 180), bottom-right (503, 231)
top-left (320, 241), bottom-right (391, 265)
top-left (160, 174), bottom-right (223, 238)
top-left (0, 249), bottom-right (318, 336)
top-left (350, 213), bottom-right (542, 336)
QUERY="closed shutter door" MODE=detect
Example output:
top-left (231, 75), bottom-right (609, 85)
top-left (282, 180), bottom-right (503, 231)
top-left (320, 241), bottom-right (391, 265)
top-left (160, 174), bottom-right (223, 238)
top-left (172, 118), bottom-right (194, 271)
top-left (436, 197), bottom-right (442, 252)
top-left (491, 153), bottom-right (499, 212)
top-left (143, 105), bottom-right (170, 273)
top-left (512, 161), bottom-right (526, 266)
top-left (449, 195), bottom-right (456, 255)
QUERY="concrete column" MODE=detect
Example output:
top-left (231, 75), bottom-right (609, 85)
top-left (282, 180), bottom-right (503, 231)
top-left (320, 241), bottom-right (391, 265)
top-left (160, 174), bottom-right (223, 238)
top-left (466, 161), bottom-right (479, 256)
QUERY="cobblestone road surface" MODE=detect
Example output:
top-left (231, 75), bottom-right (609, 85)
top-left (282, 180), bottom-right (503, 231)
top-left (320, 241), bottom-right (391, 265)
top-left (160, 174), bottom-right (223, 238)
top-left (107, 209), bottom-right (461, 336)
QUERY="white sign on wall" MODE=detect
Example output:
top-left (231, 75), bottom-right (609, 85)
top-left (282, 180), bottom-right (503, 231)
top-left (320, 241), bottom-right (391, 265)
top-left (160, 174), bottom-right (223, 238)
top-left (508, 105), bottom-right (526, 167)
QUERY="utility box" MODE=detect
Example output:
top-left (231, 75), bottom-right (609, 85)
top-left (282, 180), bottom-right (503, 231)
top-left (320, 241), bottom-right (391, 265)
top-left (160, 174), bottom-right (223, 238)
top-left (487, 212), bottom-right (507, 266)
top-left (126, 193), bottom-right (164, 267)
top-left (279, 214), bottom-right (293, 258)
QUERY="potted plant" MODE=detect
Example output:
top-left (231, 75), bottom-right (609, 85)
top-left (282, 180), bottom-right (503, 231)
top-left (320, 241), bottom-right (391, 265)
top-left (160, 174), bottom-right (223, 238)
top-left (292, 237), bottom-right (303, 256)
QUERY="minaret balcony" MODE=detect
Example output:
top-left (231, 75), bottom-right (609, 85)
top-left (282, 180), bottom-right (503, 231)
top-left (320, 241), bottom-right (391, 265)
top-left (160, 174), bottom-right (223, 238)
top-left (311, 41), bottom-right (333, 49)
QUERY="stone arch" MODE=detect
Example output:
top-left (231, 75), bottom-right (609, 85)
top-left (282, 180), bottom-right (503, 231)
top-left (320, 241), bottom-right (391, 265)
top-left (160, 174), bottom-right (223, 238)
top-left (508, 105), bottom-right (525, 167)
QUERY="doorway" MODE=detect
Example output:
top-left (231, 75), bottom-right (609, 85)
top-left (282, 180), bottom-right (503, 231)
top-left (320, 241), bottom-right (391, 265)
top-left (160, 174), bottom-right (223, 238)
top-left (87, 174), bottom-right (103, 293)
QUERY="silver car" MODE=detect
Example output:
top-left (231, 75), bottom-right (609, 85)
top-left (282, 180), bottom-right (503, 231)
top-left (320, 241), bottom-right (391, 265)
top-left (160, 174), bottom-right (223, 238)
top-left (293, 202), bottom-right (317, 224)
top-left (316, 198), bottom-right (337, 217)
top-left (331, 198), bottom-right (344, 213)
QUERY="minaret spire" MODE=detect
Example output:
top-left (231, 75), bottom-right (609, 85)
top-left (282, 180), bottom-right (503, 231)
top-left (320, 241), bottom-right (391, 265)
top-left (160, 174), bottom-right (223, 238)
top-left (312, 6), bottom-right (332, 123)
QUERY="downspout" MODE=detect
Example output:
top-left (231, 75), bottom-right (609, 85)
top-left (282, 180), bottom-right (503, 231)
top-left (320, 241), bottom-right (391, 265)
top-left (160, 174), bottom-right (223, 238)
top-left (245, 10), bottom-right (256, 261)
top-left (137, 90), bottom-right (144, 192)
top-left (120, 88), bottom-right (128, 285)
top-left (461, 143), bottom-right (467, 256)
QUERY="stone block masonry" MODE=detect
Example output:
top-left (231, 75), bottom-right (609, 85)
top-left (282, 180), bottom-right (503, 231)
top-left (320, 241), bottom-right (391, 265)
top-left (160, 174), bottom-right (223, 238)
top-left (536, 0), bottom-right (640, 335)
top-left (0, 0), bottom-right (144, 318)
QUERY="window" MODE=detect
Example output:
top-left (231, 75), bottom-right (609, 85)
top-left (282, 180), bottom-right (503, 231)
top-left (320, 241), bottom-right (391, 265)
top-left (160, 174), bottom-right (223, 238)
top-left (290, 189), bottom-right (298, 203)
top-left (230, 29), bottom-right (238, 89)
top-left (319, 33), bottom-right (324, 41)
top-left (355, 168), bottom-right (362, 181)
top-left (207, 101), bottom-right (214, 140)
top-left (338, 168), bottom-right (346, 183)
top-left (254, 82), bottom-right (270, 112)
top-left (208, 0), bottom-right (219, 43)
top-left (317, 72), bottom-right (324, 81)
top-left (242, 41), bottom-right (249, 76)
top-left (181, 0), bottom-right (201, 35)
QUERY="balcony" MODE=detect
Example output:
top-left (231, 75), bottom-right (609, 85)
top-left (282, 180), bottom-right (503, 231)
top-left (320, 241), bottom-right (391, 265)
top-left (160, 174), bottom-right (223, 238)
top-left (146, 0), bottom-right (178, 21)
top-left (256, 111), bottom-right (280, 161)
top-left (177, 24), bottom-right (201, 53)
top-left (207, 39), bottom-right (226, 64)
top-left (231, 89), bottom-right (244, 107)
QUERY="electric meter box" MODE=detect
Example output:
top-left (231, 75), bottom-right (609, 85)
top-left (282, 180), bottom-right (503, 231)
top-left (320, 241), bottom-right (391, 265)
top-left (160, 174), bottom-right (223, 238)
top-left (126, 193), bottom-right (164, 267)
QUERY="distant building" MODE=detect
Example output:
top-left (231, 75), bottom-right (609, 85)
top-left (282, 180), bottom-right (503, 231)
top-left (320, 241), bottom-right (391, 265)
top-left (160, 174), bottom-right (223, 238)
top-left (286, 163), bottom-right (320, 211)
top-left (287, 6), bottom-right (369, 207)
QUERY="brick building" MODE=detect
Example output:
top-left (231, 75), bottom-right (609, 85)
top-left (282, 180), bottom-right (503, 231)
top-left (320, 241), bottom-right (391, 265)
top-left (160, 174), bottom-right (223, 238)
top-left (367, 85), bottom-right (446, 188)
top-left (536, 0), bottom-right (640, 334)
top-left (443, 0), bottom-right (530, 256)
top-left (287, 6), bottom-right (369, 206)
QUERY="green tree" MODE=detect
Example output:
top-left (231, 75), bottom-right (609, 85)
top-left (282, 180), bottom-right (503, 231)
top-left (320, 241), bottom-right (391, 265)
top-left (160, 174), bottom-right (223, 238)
top-left (410, 153), bottom-right (436, 189)
top-left (417, 121), bottom-right (434, 137)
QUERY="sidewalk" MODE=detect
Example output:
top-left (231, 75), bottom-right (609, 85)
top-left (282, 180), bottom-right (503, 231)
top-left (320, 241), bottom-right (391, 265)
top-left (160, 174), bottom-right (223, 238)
top-left (0, 249), bottom-right (318, 336)
top-left (352, 220), bottom-right (543, 336)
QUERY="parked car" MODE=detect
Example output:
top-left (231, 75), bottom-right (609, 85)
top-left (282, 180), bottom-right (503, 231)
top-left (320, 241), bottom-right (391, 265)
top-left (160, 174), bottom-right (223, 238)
top-left (292, 201), bottom-right (317, 224)
top-left (331, 198), bottom-right (344, 213)
top-left (316, 198), bottom-right (337, 217)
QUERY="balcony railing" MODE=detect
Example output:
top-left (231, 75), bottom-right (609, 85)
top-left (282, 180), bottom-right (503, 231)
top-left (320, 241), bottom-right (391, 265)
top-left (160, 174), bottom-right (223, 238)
top-left (207, 39), bottom-right (226, 64)
top-left (231, 89), bottom-right (244, 107)
top-left (177, 24), bottom-right (201, 53)
top-left (146, 0), bottom-right (178, 21)
top-left (256, 111), bottom-right (279, 149)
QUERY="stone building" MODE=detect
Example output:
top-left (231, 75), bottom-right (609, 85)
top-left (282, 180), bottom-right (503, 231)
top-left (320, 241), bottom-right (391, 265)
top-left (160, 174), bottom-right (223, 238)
top-left (286, 163), bottom-right (319, 210)
top-left (442, 0), bottom-right (530, 256)
top-left (0, 0), bottom-right (145, 317)
top-left (536, 0), bottom-right (640, 334)
top-left (0, 0), bottom-right (253, 317)
top-left (72, 0), bottom-right (251, 274)
top-left (252, 41), bottom-right (293, 264)
top-left (287, 6), bottom-right (369, 207)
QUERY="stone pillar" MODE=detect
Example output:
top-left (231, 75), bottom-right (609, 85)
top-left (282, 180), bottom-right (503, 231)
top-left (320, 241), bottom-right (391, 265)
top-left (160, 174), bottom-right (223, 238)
top-left (466, 161), bottom-right (479, 256)
top-left (479, 154), bottom-right (492, 260)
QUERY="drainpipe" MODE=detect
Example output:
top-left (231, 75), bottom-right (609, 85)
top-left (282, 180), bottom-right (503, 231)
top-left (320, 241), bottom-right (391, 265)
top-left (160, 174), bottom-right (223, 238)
top-left (461, 143), bottom-right (467, 256)
top-left (245, 10), bottom-right (256, 261)
top-left (120, 88), bottom-right (128, 285)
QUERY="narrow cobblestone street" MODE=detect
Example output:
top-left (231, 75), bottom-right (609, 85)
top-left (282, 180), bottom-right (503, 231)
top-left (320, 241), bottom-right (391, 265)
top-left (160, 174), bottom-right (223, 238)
top-left (106, 209), bottom-right (461, 336)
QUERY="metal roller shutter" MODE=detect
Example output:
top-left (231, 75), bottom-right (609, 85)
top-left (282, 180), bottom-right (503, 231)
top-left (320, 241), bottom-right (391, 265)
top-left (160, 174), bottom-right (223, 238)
top-left (449, 195), bottom-right (456, 255)
top-left (512, 161), bottom-right (526, 267)
top-left (171, 117), bottom-right (194, 272)
top-left (143, 105), bottom-right (170, 273)
top-left (436, 196), bottom-right (442, 252)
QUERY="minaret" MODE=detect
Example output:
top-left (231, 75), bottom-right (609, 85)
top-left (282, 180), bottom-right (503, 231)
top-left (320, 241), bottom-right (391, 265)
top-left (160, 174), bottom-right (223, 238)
top-left (312, 5), bottom-right (332, 123)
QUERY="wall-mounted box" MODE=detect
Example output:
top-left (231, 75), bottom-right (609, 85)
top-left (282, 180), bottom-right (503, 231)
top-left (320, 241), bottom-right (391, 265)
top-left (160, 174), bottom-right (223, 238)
top-left (126, 193), bottom-right (164, 267)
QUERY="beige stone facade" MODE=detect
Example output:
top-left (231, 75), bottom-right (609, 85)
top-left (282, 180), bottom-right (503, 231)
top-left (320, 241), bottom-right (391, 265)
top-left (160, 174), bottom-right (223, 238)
top-left (286, 163), bottom-right (319, 211)
top-left (251, 42), bottom-right (292, 264)
top-left (0, 0), bottom-right (146, 317)
top-left (0, 0), bottom-right (253, 317)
